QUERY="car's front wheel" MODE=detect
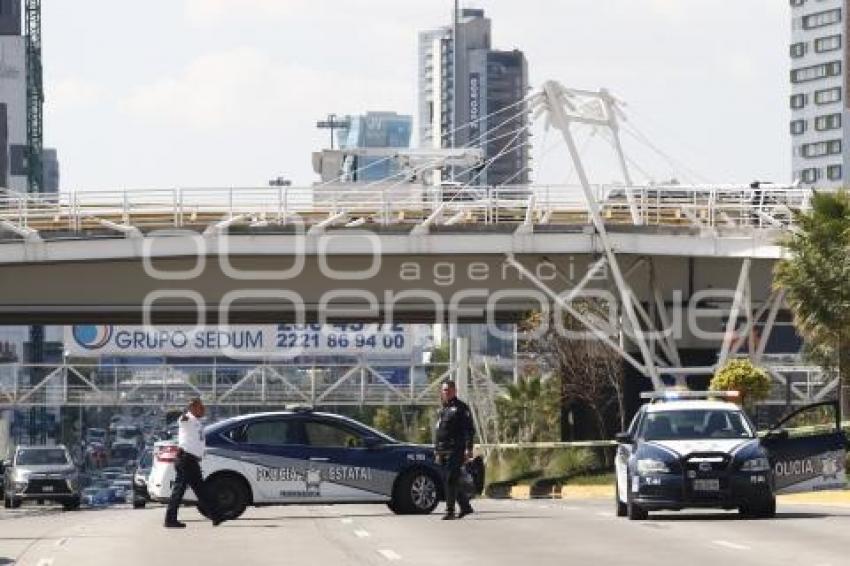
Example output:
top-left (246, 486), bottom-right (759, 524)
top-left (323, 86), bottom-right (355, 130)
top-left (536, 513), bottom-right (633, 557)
top-left (740, 496), bottom-right (776, 519)
top-left (626, 477), bottom-right (648, 521)
top-left (62, 497), bottom-right (81, 511)
top-left (615, 479), bottom-right (627, 517)
top-left (204, 475), bottom-right (249, 521)
top-left (391, 470), bottom-right (439, 515)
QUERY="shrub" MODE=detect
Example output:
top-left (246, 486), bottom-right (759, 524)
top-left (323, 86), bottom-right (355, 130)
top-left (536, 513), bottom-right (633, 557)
top-left (544, 448), bottom-right (598, 478)
top-left (710, 359), bottom-right (771, 408)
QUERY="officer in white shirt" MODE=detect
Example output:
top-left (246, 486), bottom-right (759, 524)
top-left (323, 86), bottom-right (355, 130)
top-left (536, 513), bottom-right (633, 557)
top-left (164, 399), bottom-right (225, 528)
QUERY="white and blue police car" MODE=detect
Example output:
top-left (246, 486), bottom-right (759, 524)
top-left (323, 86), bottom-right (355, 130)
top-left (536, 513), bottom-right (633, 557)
top-left (148, 408), bottom-right (453, 520)
top-left (615, 391), bottom-right (847, 520)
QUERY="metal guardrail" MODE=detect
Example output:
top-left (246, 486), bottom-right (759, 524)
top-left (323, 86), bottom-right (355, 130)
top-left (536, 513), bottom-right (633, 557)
top-left (0, 184), bottom-right (810, 240)
top-left (0, 361), bottom-right (459, 408)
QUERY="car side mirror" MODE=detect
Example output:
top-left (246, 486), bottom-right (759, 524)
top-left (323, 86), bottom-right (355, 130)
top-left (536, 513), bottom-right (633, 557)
top-left (615, 432), bottom-right (634, 444)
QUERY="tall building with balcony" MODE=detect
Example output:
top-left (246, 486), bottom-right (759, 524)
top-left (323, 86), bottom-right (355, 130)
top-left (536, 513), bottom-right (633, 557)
top-left (790, 0), bottom-right (847, 188)
top-left (418, 8), bottom-right (530, 186)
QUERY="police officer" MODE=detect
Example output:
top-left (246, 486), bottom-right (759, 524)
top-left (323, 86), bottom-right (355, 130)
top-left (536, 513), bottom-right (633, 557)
top-left (164, 399), bottom-right (225, 528)
top-left (435, 380), bottom-right (475, 520)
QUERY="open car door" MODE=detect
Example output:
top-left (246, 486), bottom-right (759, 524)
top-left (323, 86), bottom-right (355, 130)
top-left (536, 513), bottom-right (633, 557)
top-left (762, 401), bottom-right (848, 495)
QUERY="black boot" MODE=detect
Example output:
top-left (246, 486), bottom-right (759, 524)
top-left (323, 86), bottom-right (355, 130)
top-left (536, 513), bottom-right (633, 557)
top-left (164, 520), bottom-right (186, 529)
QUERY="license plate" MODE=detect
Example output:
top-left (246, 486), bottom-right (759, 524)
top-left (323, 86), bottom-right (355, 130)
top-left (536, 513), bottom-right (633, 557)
top-left (41, 485), bottom-right (54, 492)
top-left (693, 479), bottom-right (719, 491)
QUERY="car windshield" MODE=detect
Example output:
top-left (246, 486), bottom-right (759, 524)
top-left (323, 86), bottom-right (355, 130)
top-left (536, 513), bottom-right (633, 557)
top-left (117, 428), bottom-right (138, 439)
top-left (640, 409), bottom-right (754, 441)
top-left (16, 448), bottom-right (69, 466)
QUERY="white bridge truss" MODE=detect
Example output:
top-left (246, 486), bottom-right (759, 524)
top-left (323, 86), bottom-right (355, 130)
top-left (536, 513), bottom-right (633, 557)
top-left (0, 359), bottom-right (463, 409)
top-left (0, 80), bottom-right (831, 408)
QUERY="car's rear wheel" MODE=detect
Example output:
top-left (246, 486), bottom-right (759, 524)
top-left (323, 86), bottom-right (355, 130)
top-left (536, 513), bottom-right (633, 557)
top-left (133, 500), bottom-right (146, 509)
top-left (391, 470), bottom-right (439, 515)
top-left (10, 497), bottom-right (21, 509)
top-left (204, 475), bottom-right (248, 521)
top-left (63, 497), bottom-right (81, 511)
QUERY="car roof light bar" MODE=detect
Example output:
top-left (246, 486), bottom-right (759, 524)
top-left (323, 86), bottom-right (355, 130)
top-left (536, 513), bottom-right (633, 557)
top-left (640, 390), bottom-right (741, 403)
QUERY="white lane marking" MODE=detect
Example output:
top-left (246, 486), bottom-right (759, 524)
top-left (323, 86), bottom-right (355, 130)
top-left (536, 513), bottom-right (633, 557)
top-left (595, 511), bottom-right (614, 518)
top-left (378, 549), bottom-right (402, 561)
top-left (562, 506), bottom-right (581, 511)
top-left (36, 559), bottom-right (54, 566)
top-left (354, 529), bottom-right (371, 538)
top-left (713, 540), bottom-right (750, 551)
top-left (341, 518), bottom-right (353, 524)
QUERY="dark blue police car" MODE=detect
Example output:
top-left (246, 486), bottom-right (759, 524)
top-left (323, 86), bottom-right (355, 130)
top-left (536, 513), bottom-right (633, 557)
top-left (615, 392), bottom-right (847, 520)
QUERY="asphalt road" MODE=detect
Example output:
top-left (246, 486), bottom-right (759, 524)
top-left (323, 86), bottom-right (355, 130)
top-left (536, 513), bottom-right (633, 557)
top-left (1, 499), bottom-right (849, 566)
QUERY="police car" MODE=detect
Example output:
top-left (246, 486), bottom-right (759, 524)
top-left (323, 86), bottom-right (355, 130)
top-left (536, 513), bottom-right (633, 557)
top-left (148, 408), bottom-right (454, 520)
top-left (615, 392), bottom-right (848, 520)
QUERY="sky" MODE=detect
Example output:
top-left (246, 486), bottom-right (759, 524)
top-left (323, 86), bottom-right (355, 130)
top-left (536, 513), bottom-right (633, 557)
top-left (42, 0), bottom-right (790, 190)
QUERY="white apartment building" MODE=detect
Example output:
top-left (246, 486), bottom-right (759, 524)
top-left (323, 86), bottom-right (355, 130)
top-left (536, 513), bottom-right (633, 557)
top-left (790, 0), bottom-right (847, 188)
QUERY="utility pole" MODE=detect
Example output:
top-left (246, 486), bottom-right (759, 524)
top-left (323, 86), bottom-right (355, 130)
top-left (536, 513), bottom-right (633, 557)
top-left (450, 0), bottom-right (459, 181)
top-left (25, 0), bottom-right (46, 443)
top-left (316, 114), bottom-right (351, 150)
top-left (25, 0), bottom-right (43, 194)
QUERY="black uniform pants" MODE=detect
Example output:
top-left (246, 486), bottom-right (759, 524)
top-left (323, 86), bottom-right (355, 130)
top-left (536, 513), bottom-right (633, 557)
top-left (441, 450), bottom-right (472, 514)
top-left (165, 451), bottom-right (219, 523)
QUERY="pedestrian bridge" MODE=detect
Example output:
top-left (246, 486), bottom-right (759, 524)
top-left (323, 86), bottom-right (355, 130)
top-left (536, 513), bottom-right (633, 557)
top-left (0, 184), bottom-right (804, 327)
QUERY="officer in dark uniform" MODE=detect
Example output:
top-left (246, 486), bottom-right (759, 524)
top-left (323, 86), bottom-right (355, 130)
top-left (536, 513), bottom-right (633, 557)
top-left (435, 380), bottom-right (475, 520)
top-left (164, 399), bottom-right (225, 528)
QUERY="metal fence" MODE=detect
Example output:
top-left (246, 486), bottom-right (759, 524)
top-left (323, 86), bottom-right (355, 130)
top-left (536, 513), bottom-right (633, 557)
top-left (0, 184), bottom-right (810, 239)
top-left (0, 360), bottom-right (460, 408)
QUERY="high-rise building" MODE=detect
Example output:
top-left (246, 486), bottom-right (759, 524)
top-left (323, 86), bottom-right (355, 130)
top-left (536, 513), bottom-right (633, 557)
top-left (337, 111), bottom-right (412, 182)
top-left (0, 0), bottom-right (58, 194)
top-left (0, 0), bottom-right (28, 192)
top-left (419, 8), bottom-right (530, 186)
top-left (789, 0), bottom-right (846, 188)
top-left (41, 147), bottom-right (59, 194)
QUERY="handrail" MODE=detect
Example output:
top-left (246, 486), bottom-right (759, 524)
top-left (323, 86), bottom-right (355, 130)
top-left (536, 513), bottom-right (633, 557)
top-left (0, 184), bottom-right (811, 239)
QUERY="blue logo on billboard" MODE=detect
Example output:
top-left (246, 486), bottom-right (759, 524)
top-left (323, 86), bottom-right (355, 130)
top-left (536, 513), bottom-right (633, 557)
top-left (72, 325), bottom-right (113, 350)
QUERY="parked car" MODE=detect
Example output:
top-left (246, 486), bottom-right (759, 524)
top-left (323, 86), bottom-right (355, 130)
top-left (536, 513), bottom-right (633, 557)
top-left (81, 486), bottom-right (110, 507)
top-left (3, 445), bottom-right (81, 510)
top-left (615, 392), bottom-right (848, 520)
top-left (113, 426), bottom-right (143, 450)
top-left (147, 408), bottom-right (482, 520)
top-left (132, 448), bottom-right (153, 509)
top-left (110, 479), bottom-right (133, 504)
top-left (85, 428), bottom-right (108, 446)
top-left (109, 444), bottom-right (138, 465)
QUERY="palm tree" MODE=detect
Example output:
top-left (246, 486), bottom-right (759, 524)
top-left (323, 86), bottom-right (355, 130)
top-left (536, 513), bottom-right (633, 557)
top-left (496, 376), bottom-right (559, 443)
top-left (774, 189), bottom-right (850, 414)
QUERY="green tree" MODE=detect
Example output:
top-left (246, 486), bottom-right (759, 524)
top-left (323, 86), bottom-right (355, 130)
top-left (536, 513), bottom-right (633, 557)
top-left (520, 302), bottom-right (626, 439)
top-left (496, 375), bottom-right (560, 443)
top-left (774, 190), bottom-right (850, 414)
top-left (710, 359), bottom-right (771, 409)
top-left (372, 406), bottom-right (405, 440)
